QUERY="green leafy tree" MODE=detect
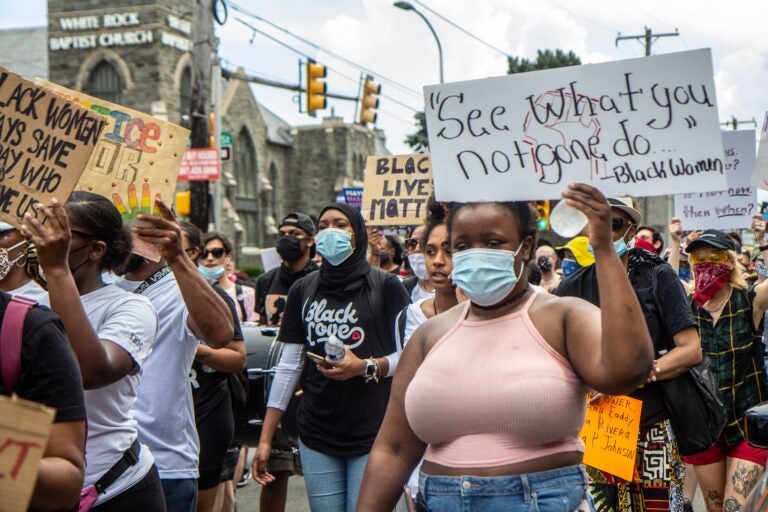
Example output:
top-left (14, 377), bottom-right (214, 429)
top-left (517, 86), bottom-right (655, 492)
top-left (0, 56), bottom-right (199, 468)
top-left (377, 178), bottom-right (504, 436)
top-left (404, 49), bottom-right (581, 151)
top-left (508, 49), bottom-right (581, 74)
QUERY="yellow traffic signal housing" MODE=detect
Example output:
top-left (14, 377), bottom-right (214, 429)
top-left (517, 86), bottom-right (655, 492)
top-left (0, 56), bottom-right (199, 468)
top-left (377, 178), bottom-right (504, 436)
top-left (535, 200), bottom-right (550, 230)
top-left (176, 191), bottom-right (191, 216)
top-left (306, 60), bottom-right (327, 116)
top-left (359, 76), bottom-right (380, 125)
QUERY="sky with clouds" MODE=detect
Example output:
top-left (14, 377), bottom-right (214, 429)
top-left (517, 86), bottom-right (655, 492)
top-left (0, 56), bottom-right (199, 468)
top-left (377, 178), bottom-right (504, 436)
top-left (2, 0), bottom-right (767, 157)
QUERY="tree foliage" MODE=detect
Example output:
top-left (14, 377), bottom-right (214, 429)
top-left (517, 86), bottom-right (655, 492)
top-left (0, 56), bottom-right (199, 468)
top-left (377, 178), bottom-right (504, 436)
top-left (404, 49), bottom-right (581, 151)
top-left (507, 49), bottom-right (581, 74)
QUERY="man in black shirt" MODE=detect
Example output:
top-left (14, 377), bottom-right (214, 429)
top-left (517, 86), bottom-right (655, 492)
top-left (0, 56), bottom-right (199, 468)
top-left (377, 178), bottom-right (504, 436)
top-left (254, 212), bottom-right (318, 512)
top-left (256, 213), bottom-right (318, 327)
top-left (555, 196), bottom-right (702, 512)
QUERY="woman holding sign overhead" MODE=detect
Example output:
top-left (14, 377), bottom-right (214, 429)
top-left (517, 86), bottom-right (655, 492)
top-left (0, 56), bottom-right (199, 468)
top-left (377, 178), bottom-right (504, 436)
top-left (253, 202), bottom-right (410, 512)
top-left (22, 193), bottom-right (163, 512)
top-left (356, 183), bottom-right (654, 512)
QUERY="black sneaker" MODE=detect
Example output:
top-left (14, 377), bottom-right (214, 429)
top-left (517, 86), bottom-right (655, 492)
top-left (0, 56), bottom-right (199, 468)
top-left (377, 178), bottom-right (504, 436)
top-left (237, 467), bottom-right (251, 488)
top-left (683, 500), bottom-right (694, 512)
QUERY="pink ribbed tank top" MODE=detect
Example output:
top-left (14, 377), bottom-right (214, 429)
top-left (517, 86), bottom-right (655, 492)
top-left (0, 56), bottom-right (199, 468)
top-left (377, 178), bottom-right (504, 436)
top-left (404, 291), bottom-right (588, 468)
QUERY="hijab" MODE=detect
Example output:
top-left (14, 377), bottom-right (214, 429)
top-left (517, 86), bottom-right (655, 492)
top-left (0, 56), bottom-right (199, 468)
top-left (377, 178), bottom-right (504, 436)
top-left (317, 203), bottom-right (371, 297)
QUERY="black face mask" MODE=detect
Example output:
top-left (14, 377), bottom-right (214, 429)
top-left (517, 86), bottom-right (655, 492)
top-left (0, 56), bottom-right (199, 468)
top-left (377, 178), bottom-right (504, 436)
top-left (379, 251), bottom-right (391, 265)
top-left (537, 255), bottom-right (552, 273)
top-left (276, 236), bottom-right (305, 262)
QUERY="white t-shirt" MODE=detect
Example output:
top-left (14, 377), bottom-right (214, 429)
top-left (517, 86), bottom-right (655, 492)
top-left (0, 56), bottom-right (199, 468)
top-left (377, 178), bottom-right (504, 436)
top-left (117, 271), bottom-right (201, 480)
top-left (7, 280), bottom-right (49, 305)
top-left (81, 285), bottom-right (158, 505)
top-left (410, 281), bottom-right (434, 304)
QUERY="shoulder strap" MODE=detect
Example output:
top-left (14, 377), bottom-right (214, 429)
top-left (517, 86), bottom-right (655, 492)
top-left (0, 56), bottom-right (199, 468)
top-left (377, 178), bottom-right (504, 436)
top-left (394, 305), bottom-right (409, 352)
top-left (1, 296), bottom-right (37, 393)
top-left (365, 269), bottom-right (391, 349)
top-left (650, 266), bottom-right (676, 353)
top-left (235, 284), bottom-right (247, 321)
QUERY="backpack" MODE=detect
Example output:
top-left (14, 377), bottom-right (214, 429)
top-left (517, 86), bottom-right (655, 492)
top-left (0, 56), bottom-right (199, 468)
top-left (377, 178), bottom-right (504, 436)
top-left (0, 295), bottom-right (37, 393)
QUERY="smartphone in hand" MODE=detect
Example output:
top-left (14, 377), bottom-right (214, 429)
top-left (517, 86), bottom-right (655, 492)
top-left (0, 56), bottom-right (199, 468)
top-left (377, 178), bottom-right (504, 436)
top-left (307, 351), bottom-right (331, 367)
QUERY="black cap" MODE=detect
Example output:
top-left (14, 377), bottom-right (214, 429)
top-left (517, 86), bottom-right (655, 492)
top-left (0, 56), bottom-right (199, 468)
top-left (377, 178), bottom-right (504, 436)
top-left (686, 229), bottom-right (739, 252)
top-left (279, 212), bottom-right (316, 237)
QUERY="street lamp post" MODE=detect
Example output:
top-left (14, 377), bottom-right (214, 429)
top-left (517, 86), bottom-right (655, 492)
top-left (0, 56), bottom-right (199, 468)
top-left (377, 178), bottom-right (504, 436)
top-left (394, 1), bottom-right (444, 83)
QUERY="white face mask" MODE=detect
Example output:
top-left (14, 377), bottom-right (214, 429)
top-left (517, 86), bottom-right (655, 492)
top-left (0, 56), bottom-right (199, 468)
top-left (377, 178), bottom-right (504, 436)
top-left (408, 253), bottom-right (429, 280)
top-left (0, 240), bottom-right (27, 281)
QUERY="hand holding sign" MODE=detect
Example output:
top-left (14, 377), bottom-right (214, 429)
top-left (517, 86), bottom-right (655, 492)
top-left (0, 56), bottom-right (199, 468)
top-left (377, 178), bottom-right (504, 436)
top-left (134, 199), bottom-right (186, 264)
top-left (20, 199), bottom-right (73, 273)
top-left (752, 215), bottom-right (766, 244)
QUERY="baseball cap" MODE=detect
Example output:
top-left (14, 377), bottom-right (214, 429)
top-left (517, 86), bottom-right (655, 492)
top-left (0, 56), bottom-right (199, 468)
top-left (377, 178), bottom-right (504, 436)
top-left (556, 236), bottom-right (595, 267)
top-left (0, 222), bottom-right (16, 232)
top-left (686, 230), bottom-right (739, 253)
top-left (278, 213), bottom-right (316, 237)
top-left (607, 197), bottom-right (643, 226)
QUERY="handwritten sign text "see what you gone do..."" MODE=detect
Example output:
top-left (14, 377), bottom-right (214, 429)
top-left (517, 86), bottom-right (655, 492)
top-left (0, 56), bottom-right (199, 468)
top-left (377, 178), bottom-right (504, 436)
top-left (424, 49), bottom-right (727, 202)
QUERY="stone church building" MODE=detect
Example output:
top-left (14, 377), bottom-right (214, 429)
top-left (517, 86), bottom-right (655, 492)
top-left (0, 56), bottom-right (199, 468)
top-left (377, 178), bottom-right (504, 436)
top-left (0, 0), bottom-right (388, 263)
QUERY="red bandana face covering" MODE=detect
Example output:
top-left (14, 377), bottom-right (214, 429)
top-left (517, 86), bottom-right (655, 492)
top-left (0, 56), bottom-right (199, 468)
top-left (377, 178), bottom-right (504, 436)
top-left (692, 262), bottom-right (732, 306)
top-left (633, 236), bottom-right (657, 254)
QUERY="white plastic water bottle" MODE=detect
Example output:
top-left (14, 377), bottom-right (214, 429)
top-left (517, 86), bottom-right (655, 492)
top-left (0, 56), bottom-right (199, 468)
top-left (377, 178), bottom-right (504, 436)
top-left (325, 335), bottom-right (346, 362)
top-left (549, 200), bottom-right (588, 238)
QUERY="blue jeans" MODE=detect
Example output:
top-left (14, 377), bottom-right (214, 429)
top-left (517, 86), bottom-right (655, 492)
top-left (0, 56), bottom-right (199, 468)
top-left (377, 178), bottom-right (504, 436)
top-left (160, 478), bottom-right (198, 512)
top-left (416, 464), bottom-right (594, 512)
top-left (298, 439), bottom-right (369, 512)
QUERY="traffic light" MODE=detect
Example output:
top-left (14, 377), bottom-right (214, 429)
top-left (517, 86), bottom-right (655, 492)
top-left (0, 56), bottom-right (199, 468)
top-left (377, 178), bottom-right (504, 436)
top-left (535, 200), bottom-right (550, 230)
top-left (208, 112), bottom-right (216, 148)
top-left (176, 191), bottom-right (191, 216)
top-left (359, 76), bottom-right (380, 125)
top-left (306, 59), bottom-right (327, 116)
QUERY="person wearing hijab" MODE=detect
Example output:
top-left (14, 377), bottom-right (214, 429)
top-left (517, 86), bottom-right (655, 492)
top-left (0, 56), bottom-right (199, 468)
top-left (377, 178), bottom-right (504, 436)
top-left (251, 203), bottom-right (409, 512)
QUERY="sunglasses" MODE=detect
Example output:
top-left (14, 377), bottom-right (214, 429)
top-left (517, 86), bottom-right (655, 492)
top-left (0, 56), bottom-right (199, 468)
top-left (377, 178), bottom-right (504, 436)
top-left (201, 247), bottom-right (226, 259)
top-left (688, 251), bottom-right (730, 265)
top-left (404, 238), bottom-right (420, 250)
top-left (611, 217), bottom-right (631, 232)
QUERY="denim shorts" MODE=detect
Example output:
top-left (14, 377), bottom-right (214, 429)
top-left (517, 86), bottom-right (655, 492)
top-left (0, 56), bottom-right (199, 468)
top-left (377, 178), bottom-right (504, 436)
top-left (416, 464), bottom-right (594, 512)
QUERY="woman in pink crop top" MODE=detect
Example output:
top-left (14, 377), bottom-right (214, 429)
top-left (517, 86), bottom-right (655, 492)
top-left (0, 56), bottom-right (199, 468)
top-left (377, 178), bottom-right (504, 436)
top-left (356, 184), bottom-right (655, 512)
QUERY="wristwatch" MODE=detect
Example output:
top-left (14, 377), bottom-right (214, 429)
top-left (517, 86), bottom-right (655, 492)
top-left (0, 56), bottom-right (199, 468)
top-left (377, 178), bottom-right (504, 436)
top-left (363, 358), bottom-right (378, 383)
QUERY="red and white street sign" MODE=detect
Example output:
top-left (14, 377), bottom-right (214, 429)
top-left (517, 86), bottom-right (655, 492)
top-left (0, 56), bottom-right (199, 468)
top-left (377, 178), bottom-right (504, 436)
top-left (179, 148), bottom-right (220, 181)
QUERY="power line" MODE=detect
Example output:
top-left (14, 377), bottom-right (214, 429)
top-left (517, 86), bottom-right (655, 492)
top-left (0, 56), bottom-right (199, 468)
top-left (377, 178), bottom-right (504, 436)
top-left (228, 1), bottom-right (423, 99)
top-left (233, 17), bottom-right (420, 113)
top-left (410, 0), bottom-right (511, 59)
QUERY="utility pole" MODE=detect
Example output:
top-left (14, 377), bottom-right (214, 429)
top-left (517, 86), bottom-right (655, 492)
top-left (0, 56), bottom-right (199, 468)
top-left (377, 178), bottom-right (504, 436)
top-left (616, 26), bottom-right (679, 56)
top-left (615, 26), bottom-right (679, 231)
top-left (189, 0), bottom-right (214, 231)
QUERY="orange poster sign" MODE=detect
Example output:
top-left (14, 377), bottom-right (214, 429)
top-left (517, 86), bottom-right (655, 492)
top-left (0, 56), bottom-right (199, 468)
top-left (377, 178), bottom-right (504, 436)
top-left (579, 395), bottom-right (642, 481)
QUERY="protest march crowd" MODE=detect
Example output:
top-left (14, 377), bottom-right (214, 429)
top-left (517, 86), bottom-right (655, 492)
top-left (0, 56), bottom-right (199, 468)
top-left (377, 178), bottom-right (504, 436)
top-left (3, 48), bottom-right (768, 512)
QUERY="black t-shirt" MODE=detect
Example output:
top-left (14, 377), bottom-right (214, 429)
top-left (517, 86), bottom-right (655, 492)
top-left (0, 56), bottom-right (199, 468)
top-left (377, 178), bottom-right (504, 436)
top-left (278, 270), bottom-right (410, 456)
top-left (191, 286), bottom-right (244, 422)
top-left (555, 260), bottom-right (697, 427)
top-left (0, 295), bottom-right (85, 423)
top-left (256, 263), bottom-right (319, 325)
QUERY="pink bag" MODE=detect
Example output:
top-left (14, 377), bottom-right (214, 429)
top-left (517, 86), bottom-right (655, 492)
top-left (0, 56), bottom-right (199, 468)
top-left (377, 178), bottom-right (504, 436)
top-left (78, 485), bottom-right (99, 512)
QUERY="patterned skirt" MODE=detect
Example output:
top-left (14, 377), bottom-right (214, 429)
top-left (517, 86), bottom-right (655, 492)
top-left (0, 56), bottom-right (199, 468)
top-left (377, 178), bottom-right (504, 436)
top-left (588, 420), bottom-right (685, 512)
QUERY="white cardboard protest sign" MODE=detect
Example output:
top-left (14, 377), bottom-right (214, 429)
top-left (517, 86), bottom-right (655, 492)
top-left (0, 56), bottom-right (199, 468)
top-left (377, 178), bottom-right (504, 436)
top-left (753, 111), bottom-right (768, 188)
top-left (424, 49), bottom-right (726, 202)
top-left (675, 130), bottom-right (756, 230)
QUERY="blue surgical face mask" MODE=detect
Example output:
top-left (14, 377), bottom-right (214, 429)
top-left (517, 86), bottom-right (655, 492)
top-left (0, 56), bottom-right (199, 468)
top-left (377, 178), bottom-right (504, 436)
top-left (451, 244), bottom-right (524, 307)
top-left (316, 228), bottom-right (354, 266)
top-left (198, 264), bottom-right (225, 280)
top-left (614, 226), bottom-right (631, 257)
top-left (561, 258), bottom-right (579, 277)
